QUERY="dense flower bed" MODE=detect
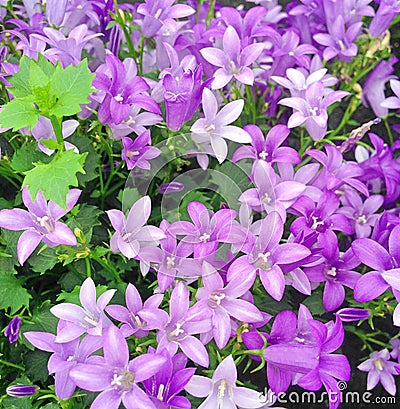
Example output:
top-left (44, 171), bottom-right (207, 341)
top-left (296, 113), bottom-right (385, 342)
top-left (0, 1), bottom-right (400, 408)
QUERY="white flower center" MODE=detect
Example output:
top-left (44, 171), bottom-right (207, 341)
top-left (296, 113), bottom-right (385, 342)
top-left (157, 383), bottom-right (165, 401)
top-left (356, 214), bottom-right (367, 225)
top-left (114, 94), bottom-right (124, 102)
top-left (111, 371), bottom-right (135, 393)
top-left (204, 123), bottom-right (216, 133)
top-left (374, 358), bottom-right (384, 371)
top-left (36, 215), bottom-right (55, 233)
top-left (154, 8), bottom-right (163, 19)
top-left (311, 216), bottom-right (324, 230)
top-left (166, 255), bottom-right (176, 269)
top-left (199, 233), bottom-right (210, 243)
top-left (259, 150), bottom-right (269, 160)
top-left (208, 291), bottom-right (226, 309)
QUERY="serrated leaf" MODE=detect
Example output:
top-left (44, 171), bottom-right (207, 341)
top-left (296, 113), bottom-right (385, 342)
top-left (0, 270), bottom-right (31, 313)
top-left (29, 58), bottom-right (50, 90)
top-left (48, 59), bottom-right (95, 117)
top-left (0, 98), bottom-right (39, 130)
top-left (36, 53), bottom-right (57, 78)
top-left (20, 300), bottom-right (58, 334)
top-left (22, 150), bottom-right (87, 209)
top-left (11, 143), bottom-right (52, 173)
top-left (28, 246), bottom-right (59, 274)
top-left (8, 55), bottom-right (32, 98)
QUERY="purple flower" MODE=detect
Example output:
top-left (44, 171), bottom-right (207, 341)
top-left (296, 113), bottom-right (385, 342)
top-left (233, 124), bottom-right (300, 165)
top-left (369, 0), bottom-right (400, 38)
top-left (229, 212), bottom-right (311, 301)
top-left (185, 355), bottom-right (268, 408)
top-left (189, 262), bottom-right (263, 349)
top-left (358, 349), bottom-right (399, 395)
top-left (390, 338), bottom-right (400, 362)
top-left (239, 160), bottom-right (306, 221)
top-left (70, 326), bottom-right (167, 409)
top-left (4, 316), bottom-right (22, 343)
top-left (381, 79), bottom-right (400, 111)
top-left (190, 88), bottom-right (251, 166)
top-left (50, 277), bottom-right (116, 343)
top-left (6, 384), bottom-right (37, 397)
top-left (121, 130), bottom-right (161, 171)
top-left (336, 308), bottom-right (370, 322)
top-left (362, 56), bottom-right (398, 118)
top-left (279, 81), bottom-right (349, 140)
top-left (106, 283), bottom-right (168, 338)
top-left (200, 25), bottom-right (264, 89)
top-left (158, 182), bottom-right (184, 195)
top-left (142, 349), bottom-right (196, 409)
top-left (106, 196), bottom-right (166, 259)
top-left (0, 187), bottom-right (80, 265)
top-left (155, 282), bottom-right (211, 367)
top-left (24, 321), bottom-right (103, 399)
top-left (46, 0), bottom-right (67, 26)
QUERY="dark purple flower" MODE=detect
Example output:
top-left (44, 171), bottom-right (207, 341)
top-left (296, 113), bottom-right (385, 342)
top-left (4, 316), bottom-right (22, 343)
top-left (6, 384), bottom-right (37, 397)
top-left (158, 182), bottom-right (184, 195)
top-left (336, 308), bottom-right (370, 322)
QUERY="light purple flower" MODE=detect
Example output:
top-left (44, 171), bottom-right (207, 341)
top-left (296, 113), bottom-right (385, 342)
top-left (200, 25), bottom-right (264, 89)
top-left (46, 0), bottom-right (67, 26)
top-left (70, 326), bottom-right (167, 409)
top-left (0, 187), bottom-right (80, 265)
top-left (190, 88), bottom-right (251, 166)
top-left (106, 196), bottom-right (166, 259)
top-left (185, 355), bottom-right (268, 408)
top-left (121, 130), bottom-right (161, 171)
top-left (381, 79), bottom-right (400, 111)
top-left (358, 349), bottom-right (399, 395)
top-left (106, 283), bottom-right (168, 338)
top-left (4, 316), bottom-right (22, 343)
top-left (369, 0), bottom-right (400, 38)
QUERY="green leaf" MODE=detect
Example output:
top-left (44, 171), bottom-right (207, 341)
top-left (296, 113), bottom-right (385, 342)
top-left (20, 300), bottom-right (58, 335)
top-left (28, 246), bottom-right (59, 274)
top-left (8, 55), bottom-right (32, 97)
top-left (11, 143), bottom-right (52, 173)
top-left (69, 134), bottom-right (99, 185)
top-left (24, 349), bottom-right (51, 383)
top-left (0, 270), bottom-right (31, 313)
top-left (56, 284), bottom-right (109, 304)
top-left (0, 98), bottom-right (39, 130)
top-left (22, 150), bottom-right (87, 209)
top-left (36, 53), bottom-right (57, 78)
top-left (29, 58), bottom-right (50, 90)
top-left (48, 59), bottom-right (95, 117)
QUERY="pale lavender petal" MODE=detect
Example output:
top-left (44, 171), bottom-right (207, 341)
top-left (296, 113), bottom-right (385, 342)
top-left (17, 230), bottom-right (42, 265)
top-left (259, 265), bottom-right (285, 301)
top-left (223, 26), bottom-right (240, 61)
top-left (354, 272), bottom-right (390, 302)
top-left (179, 336), bottom-right (209, 367)
top-left (185, 375), bottom-right (212, 397)
top-left (70, 364), bottom-right (112, 391)
top-left (46, 222), bottom-right (77, 246)
top-left (91, 389), bottom-right (121, 409)
top-left (200, 48), bottom-right (226, 68)
top-left (215, 100), bottom-right (244, 126)
top-left (213, 355), bottom-right (237, 384)
top-left (129, 354), bottom-right (167, 382)
top-left (0, 209), bottom-right (33, 230)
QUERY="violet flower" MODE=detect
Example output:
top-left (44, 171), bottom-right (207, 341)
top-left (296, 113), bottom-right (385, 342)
top-left (362, 56), bottom-right (398, 118)
top-left (381, 79), bottom-right (400, 111)
top-left (200, 25), bottom-right (264, 89)
top-left (121, 130), bottom-right (161, 171)
top-left (106, 196), bottom-right (165, 259)
top-left (50, 277), bottom-right (116, 343)
top-left (185, 355), bottom-right (267, 409)
top-left (336, 308), bottom-right (370, 322)
top-left (0, 187), bottom-right (80, 265)
top-left (369, 0), bottom-right (400, 38)
top-left (189, 262), bottom-right (263, 349)
top-left (46, 0), bottom-right (67, 26)
top-left (358, 349), bottom-right (399, 395)
top-left (24, 321), bottom-right (103, 399)
top-left (6, 384), bottom-right (37, 397)
top-left (142, 349), bottom-right (196, 409)
top-left (232, 124), bottom-right (300, 165)
top-left (70, 326), bottom-right (167, 409)
top-left (4, 316), bottom-right (22, 343)
top-left (190, 88), bottom-right (251, 166)
top-left (279, 81), bottom-right (349, 141)
top-left (106, 283), bottom-right (168, 338)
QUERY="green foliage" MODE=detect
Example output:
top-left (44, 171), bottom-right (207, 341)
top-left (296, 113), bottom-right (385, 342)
top-left (11, 143), bottom-right (52, 173)
top-left (22, 150), bottom-right (87, 209)
top-left (0, 270), bottom-right (31, 313)
top-left (0, 98), bottom-right (39, 131)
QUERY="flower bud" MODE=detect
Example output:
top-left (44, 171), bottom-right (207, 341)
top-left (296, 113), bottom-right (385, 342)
top-left (6, 384), bottom-right (37, 397)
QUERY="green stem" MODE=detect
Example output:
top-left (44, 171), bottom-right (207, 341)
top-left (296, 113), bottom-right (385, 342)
top-left (90, 253), bottom-right (122, 284)
top-left (50, 116), bottom-right (65, 150)
top-left (0, 359), bottom-right (24, 370)
top-left (383, 117), bottom-right (393, 146)
top-left (329, 97), bottom-right (360, 138)
top-left (114, 0), bottom-right (137, 60)
top-left (206, 0), bottom-right (216, 28)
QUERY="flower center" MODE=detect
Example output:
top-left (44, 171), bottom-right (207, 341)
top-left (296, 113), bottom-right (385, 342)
top-left (204, 123), bottom-right (216, 133)
top-left (259, 150), bottom-right (269, 160)
top-left (311, 216), bottom-right (325, 231)
top-left (157, 383), bottom-right (165, 401)
top-left (325, 266), bottom-right (337, 280)
top-left (83, 314), bottom-right (99, 328)
top-left (167, 321), bottom-right (186, 341)
top-left (374, 358), bottom-right (384, 371)
top-left (111, 370), bottom-right (135, 393)
top-left (288, 51), bottom-right (295, 56)
top-left (355, 214), bottom-right (367, 225)
top-left (228, 60), bottom-right (242, 75)
top-left (166, 255), bottom-right (176, 269)
top-left (36, 215), bottom-right (55, 233)
top-left (338, 40), bottom-right (346, 51)
top-left (129, 313), bottom-right (145, 329)
top-left (199, 233), bottom-right (211, 243)
top-left (126, 150), bottom-right (140, 160)
top-left (262, 193), bottom-right (272, 205)
top-left (309, 106), bottom-right (319, 116)
top-left (154, 8), bottom-right (163, 19)
top-left (114, 94), bottom-right (124, 103)
top-left (208, 291), bottom-right (226, 309)
top-left (256, 251), bottom-right (271, 270)
top-left (124, 116), bottom-right (136, 126)
top-left (217, 379), bottom-right (231, 401)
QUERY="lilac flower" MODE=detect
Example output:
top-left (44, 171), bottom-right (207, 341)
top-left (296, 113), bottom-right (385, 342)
top-left (232, 124), bottom-right (300, 165)
top-left (50, 278), bottom-right (116, 343)
top-left (168, 202), bottom-right (245, 259)
top-left (70, 326), bottom-right (167, 409)
top-left (313, 16), bottom-right (361, 62)
top-left (239, 160), bottom-right (306, 221)
top-left (186, 355), bottom-right (268, 408)
top-left (362, 57), bottom-right (398, 118)
top-left (279, 81), bottom-right (349, 140)
top-left (0, 187), bottom-right (80, 265)
top-left (369, 0), bottom-right (400, 38)
top-left (228, 212), bottom-right (311, 301)
top-left (188, 262), bottom-right (263, 349)
top-left (137, 0), bottom-right (195, 38)
top-left (200, 25), bottom-right (264, 89)
top-left (4, 316), bottom-right (22, 343)
top-left (106, 283), bottom-right (168, 338)
top-left (30, 116), bottom-right (79, 155)
top-left (106, 196), bottom-right (165, 259)
top-left (9, 30), bottom-right (46, 59)
top-left (390, 338), bottom-right (400, 362)
top-left (121, 130), bottom-right (161, 171)
top-left (155, 282), bottom-right (211, 367)
top-left (358, 349), bottom-right (399, 395)
top-left (6, 384), bottom-right (37, 397)
top-left (337, 188), bottom-right (383, 238)
top-left (24, 321), bottom-right (103, 399)
top-left (93, 53), bottom-right (160, 125)
top-left (190, 88), bottom-right (251, 165)
top-left (158, 182), bottom-right (184, 195)
top-left (46, 0), bottom-right (67, 26)
top-left (142, 349), bottom-right (196, 409)
top-left (353, 225), bottom-right (400, 325)
top-left (381, 79), bottom-right (400, 111)
top-left (336, 308), bottom-right (370, 322)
